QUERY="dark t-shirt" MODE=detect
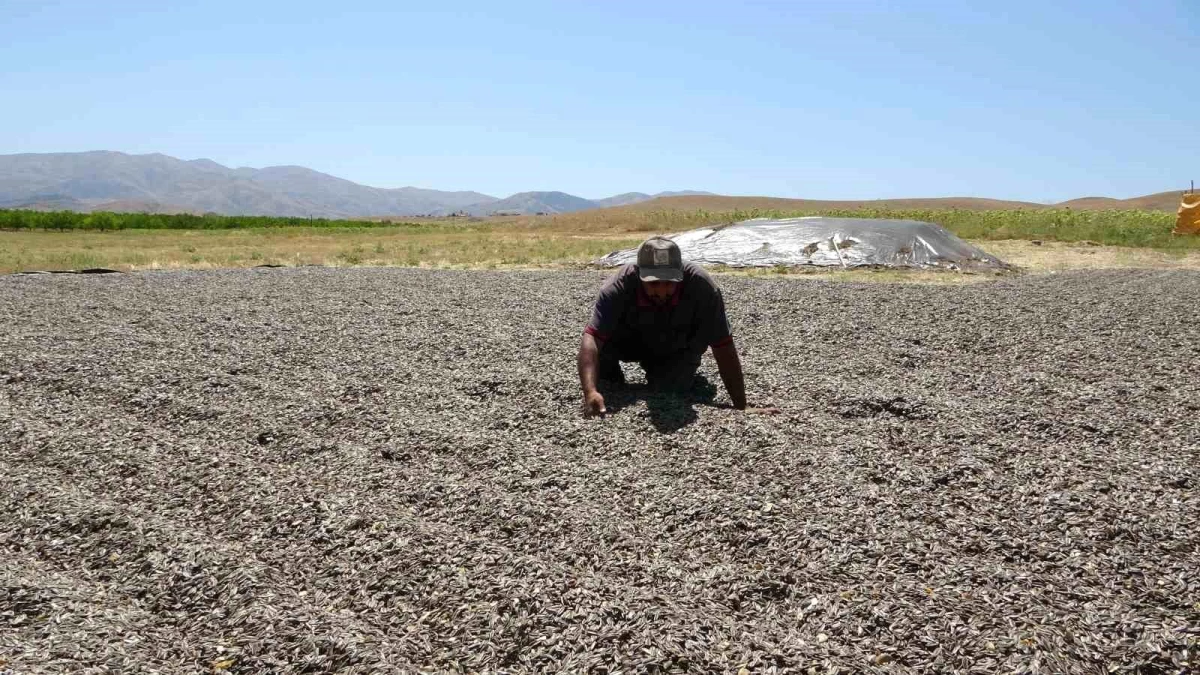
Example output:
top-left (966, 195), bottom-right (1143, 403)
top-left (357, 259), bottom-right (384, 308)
top-left (585, 262), bottom-right (733, 359)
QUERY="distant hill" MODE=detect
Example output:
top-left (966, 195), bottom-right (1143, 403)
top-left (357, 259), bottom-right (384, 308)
top-left (591, 192), bottom-right (652, 209)
top-left (0, 194), bottom-right (92, 212)
top-left (0, 151), bottom-right (499, 218)
top-left (591, 190), bottom-right (713, 209)
top-left (1080, 191), bottom-right (1185, 212)
top-left (462, 191), bottom-right (597, 215)
top-left (1056, 197), bottom-right (1126, 210)
top-left (620, 195), bottom-right (1048, 212)
top-left (0, 151), bottom-right (1184, 217)
top-left (0, 151), bottom-right (712, 217)
top-left (616, 192), bottom-right (1188, 213)
top-left (1055, 193), bottom-right (1187, 211)
top-left (455, 190), bottom-right (714, 215)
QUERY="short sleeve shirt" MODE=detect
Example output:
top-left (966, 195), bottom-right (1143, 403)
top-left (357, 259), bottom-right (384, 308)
top-left (585, 262), bottom-right (733, 358)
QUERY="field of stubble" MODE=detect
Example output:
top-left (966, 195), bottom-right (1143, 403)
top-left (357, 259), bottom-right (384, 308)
top-left (2, 267), bottom-right (1197, 673)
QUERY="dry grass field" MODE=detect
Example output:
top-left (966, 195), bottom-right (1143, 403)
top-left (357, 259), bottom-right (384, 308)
top-left (3, 209), bottom-right (1196, 279)
top-left (4, 227), bottom-right (1199, 282)
top-left (3, 187), bottom-right (1195, 275)
top-left (0, 227), bottom-right (646, 274)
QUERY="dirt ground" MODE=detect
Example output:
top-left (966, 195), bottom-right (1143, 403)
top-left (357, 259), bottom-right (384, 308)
top-left (2, 268), bottom-right (1197, 673)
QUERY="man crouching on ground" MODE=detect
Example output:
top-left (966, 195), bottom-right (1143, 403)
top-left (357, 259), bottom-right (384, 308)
top-left (577, 236), bottom-right (779, 417)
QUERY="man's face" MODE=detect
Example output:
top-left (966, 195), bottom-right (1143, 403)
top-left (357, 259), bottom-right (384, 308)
top-left (644, 280), bottom-right (678, 305)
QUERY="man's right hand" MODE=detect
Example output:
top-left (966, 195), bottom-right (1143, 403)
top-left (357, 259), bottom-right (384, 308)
top-left (583, 390), bottom-right (606, 417)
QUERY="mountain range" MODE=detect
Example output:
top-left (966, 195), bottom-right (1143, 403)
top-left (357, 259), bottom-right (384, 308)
top-left (0, 151), bottom-right (1185, 217)
top-left (0, 151), bottom-right (711, 217)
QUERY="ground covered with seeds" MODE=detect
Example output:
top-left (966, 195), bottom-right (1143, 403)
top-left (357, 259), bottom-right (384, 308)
top-left (1, 267), bottom-right (1197, 674)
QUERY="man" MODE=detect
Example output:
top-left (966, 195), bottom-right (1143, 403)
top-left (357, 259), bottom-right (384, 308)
top-left (577, 236), bottom-right (778, 417)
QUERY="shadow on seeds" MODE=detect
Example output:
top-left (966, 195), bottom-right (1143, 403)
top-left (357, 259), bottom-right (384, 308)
top-left (599, 375), bottom-right (719, 433)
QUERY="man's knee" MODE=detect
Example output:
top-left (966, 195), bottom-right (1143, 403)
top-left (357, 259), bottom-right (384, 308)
top-left (644, 356), bottom-right (701, 391)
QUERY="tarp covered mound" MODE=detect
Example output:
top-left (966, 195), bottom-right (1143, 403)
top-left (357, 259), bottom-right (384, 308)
top-left (596, 217), bottom-right (1009, 271)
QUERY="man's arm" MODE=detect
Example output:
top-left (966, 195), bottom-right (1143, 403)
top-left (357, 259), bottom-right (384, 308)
top-left (578, 332), bottom-right (602, 395)
top-left (711, 340), bottom-right (780, 414)
top-left (710, 339), bottom-right (747, 410)
top-left (579, 270), bottom-right (628, 417)
top-left (577, 332), bottom-right (606, 416)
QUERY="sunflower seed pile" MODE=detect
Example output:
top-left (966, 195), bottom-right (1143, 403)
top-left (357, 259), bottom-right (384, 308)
top-left (2, 267), bottom-right (1196, 673)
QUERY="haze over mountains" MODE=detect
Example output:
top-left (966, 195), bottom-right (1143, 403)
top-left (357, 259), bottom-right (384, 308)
top-left (0, 151), bottom-right (1185, 217)
top-left (0, 151), bottom-right (712, 217)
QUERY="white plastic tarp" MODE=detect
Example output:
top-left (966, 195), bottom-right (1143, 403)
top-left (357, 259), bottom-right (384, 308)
top-left (596, 217), bottom-right (1008, 271)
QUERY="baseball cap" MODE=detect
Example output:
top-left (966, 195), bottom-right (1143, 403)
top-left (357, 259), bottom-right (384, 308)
top-left (636, 236), bottom-right (683, 282)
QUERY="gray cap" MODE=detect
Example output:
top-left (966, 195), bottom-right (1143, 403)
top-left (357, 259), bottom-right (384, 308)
top-left (636, 236), bottom-right (683, 282)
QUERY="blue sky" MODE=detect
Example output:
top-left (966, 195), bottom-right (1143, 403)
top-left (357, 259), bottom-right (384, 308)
top-left (2, 0), bottom-right (1196, 202)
